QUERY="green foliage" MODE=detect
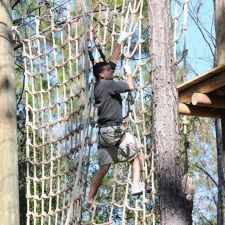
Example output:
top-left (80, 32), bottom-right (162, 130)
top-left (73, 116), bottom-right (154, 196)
top-left (179, 115), bottom-right (217, 224)
top-left (17, 108), bottom-right (27, 225)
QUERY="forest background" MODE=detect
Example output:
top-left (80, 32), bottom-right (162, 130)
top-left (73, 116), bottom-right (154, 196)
top-left (12, 0), bottom-right (217, 224)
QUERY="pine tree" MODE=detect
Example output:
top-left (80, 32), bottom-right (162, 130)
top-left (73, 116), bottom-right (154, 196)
top-left (148, 1), bottom-right (193, 224)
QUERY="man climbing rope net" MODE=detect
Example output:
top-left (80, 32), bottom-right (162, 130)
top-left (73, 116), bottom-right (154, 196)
top-left (85, 31), bottom-right (144, 209)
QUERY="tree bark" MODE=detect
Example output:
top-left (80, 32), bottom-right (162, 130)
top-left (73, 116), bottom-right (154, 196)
top-left (215, 0), bottom-right (225, 66)
top-left (148, 1), bottom-right (192, 224)
top-left (0, 1), bottom-right (19, 225)
top-left (215, 1), bottom-right (225, 224)
top-left (215, 118), bottom-right (225, 225)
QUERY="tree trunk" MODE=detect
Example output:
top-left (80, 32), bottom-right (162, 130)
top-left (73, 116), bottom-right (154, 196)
top-left (148, 1), bottom-right (192, 224)
top-left (215, 118), bottom-right (225, 225)
top-left (0, 1), bottom-right (19, 225)
top-left (215, 1), bottom-right (225, 224)
top-left (215, 0), bottom-right (225, 66)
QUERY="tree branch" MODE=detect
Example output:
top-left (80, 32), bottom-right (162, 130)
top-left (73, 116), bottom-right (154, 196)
top-left (194, 163), bottom-right (218, 187)
top-left (12, 0), bottom-right (21, 10)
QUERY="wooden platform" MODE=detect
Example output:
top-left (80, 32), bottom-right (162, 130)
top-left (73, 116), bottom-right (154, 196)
top-left (178, 64), bottom-right (225, 118)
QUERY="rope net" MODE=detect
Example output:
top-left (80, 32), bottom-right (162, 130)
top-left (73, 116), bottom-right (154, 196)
top-left (21, 0), bottom-right (188, 224)
top-left (172, 0), bottom-right (190, 170)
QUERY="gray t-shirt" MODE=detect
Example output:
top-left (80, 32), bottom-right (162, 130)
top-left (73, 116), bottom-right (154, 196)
top-left (94, 80), bottom-right (130, 126)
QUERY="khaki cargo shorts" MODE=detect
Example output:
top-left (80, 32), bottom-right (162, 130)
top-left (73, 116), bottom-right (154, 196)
top-left (97, 125), bottom-right (139, 166)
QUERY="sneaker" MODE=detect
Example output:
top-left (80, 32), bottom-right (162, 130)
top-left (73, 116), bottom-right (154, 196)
top-left (131, 182), bottom-right (144, 196)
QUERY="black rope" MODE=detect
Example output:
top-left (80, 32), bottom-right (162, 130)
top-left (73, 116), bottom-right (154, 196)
top-left (96, 43), bottom-right (106, 62)
top-left (88, 47), bottom-right (95, 66)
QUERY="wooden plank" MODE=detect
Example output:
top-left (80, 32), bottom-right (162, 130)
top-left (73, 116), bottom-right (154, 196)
top-left (177, 64), bottom-right (225, 92)
top-left (192, 93), bottom-right (225, 108)
top-left (178, 70), bottom-right (225, 103)
top-left (179, 103), bottom-right (221, 118)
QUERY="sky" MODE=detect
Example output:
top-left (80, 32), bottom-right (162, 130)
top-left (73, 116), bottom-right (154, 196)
top-left (184, 0), bottom-right (215, 78)
top-left (178, 1), bottom-right (217, 222)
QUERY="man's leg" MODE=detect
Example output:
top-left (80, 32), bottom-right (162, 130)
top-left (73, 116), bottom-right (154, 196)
top-left (118, 131), bottom-right (145, 194)
top-left (138, 152), bottom-right (144, 170)
top-left (88, 164), bottom-right (111, 202)
top-left (132, 153), bottom-right (143, 185)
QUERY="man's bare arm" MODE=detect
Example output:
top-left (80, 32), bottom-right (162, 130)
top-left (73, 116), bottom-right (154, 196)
top-left (126, 73), bottom-right (134, 91)
top-left (108, 32), bottom-right (129, 64)
top-left (108, 43), bottom-right (121, 64)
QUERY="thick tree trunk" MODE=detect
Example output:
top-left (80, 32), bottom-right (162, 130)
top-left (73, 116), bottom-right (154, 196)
top-left (148, 1), bottom-right (192, 224)
top-left (215, 0), bottom-right (225, 66)
top-left (0, 1), bottom-right (19, 225)
top-left (215, 1), bottom-right (225, 224)
top-left (215, 118), bottom-right (225, 225)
